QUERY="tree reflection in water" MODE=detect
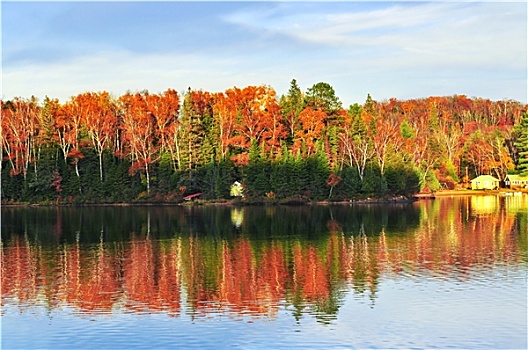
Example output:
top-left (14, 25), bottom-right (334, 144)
top-left (2, 196), bottom-right (527, 323)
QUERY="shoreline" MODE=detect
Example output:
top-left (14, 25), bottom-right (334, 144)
top-left (1, 189), bottom-right (526, 208)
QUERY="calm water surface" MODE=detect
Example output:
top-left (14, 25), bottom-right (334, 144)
top-left (2, 196), bottom-right (527, 349)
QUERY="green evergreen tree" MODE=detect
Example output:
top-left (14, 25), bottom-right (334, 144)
top-left (337, 166), bottom-right (361, 199)
top-left (404, 167), bottom-right (421, 196)
top-left (364, 93), bottom-right (376, 116)
top-left (303, 148), bottom-right (330, 200)
top-left (361, 163), bottom-right (382, 196)
top-left (199, 100), bottom-right (219, 165)
top-left (38, 96), bottom-right (58, 147)
top-left (305, 82), bottom-right (342, 116)
top-left (242, 142), bottom-right (272, 198)
top-left (400, 120), bottom-right (414, 140)
top-left (384, 166), bottom-right (406, 195)
top-left (280, 79), bottom-right (305, 143)
top-left (157, 152), bottom-right (175, 194)
top-left (179, 90), bottom-right (208, 171)
top-left (383, 163), bottom-right (419, 196)
top-left (350, 107), bottom-right (367, 137)
top-left (197, 160), bottom-right (235, 199)
top-left (514, 111), bottom-right (528, 175)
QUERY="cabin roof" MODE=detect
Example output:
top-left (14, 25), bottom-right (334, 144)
top-left (505, 174), bottom-right (528, 181)
top-left (470, 175), bottom-right (499, 182)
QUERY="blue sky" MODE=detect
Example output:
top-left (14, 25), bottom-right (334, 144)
top-left (2, 1), bottom-right (526, 107)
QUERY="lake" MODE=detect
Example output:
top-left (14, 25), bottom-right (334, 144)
top-left (1, 196), bottom-right (527, 349)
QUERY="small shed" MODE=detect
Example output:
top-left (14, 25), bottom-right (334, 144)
top-left (470, 175), bottom-right (499, 190)
top-left (230, 181), bottom-right (244, 197)
top-left (504, 174), bottom-right (528, 189)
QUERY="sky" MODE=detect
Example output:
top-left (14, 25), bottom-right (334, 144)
top-left (1, 1), bottom-right (527, 107)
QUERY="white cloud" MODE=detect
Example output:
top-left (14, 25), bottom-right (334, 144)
top-left (2, 2), bottom-right (526, 106)
top-left (3, 51), bottom-right (224, 101)
top-left (225, 2), bottom-right (526, 70)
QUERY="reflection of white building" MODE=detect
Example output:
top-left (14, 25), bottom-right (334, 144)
top-left (470, 195), bottom-right (499, 215)
top-left (504, 195), bottom-right (528, 213)
top-left (231, 208), bottom-right (244, 228)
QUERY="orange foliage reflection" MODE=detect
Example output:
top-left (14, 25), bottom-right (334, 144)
top-left (2, 198), bottom-right (526, 319)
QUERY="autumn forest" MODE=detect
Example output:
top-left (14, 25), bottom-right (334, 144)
top-left (1, 80), bottom-right (527, 204)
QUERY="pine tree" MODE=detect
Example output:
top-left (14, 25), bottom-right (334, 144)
top-left (179, 89), bottom-right (209, 171)
top-left (305, 82), bottom-right (342, 115)
top-left (280, 79), bottom-right (305, 143)
top-left (514, 111), bottom-right (528, 175)
top-left (364, 93), bottom-right (376, 116)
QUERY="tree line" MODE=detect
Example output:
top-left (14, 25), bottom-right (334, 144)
top-left (1, 80), bottom-right (527, 204)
